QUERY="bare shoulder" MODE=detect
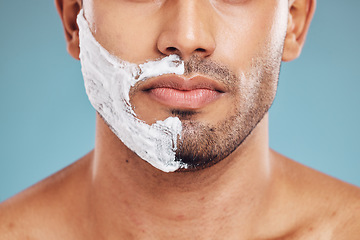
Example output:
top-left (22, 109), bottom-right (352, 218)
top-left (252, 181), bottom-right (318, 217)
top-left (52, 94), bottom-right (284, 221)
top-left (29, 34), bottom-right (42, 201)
top-left (272, 150), bottom-right (360, 239)
top-left (0, 151), bottom-right (93, 240)
top-left (330, 180), bottom-right (360, 239)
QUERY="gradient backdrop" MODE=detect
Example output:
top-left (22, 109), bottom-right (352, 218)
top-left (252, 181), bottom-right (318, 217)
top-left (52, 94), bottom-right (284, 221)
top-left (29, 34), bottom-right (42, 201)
top-left (1, 1), bottom-right (359, 202)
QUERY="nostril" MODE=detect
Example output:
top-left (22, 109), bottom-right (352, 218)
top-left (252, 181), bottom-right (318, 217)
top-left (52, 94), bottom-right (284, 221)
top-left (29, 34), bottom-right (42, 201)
top-left (167, 47), bottom-right (178, 53)
top-left (196, 48), bottom-right (206, 52)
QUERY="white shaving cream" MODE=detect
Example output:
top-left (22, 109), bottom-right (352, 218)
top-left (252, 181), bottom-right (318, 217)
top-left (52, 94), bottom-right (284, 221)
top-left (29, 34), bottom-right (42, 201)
top-left (77, 9), bottom-right (187, 172)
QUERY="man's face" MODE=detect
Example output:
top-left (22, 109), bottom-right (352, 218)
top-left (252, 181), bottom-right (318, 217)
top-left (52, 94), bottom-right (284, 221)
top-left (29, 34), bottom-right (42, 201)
top-left (83, 0), bottom-right (288, 170)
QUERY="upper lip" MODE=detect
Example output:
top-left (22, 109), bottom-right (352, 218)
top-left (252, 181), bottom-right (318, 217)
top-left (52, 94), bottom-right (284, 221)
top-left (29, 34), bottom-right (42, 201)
top-left (140, 74), bottom-right (226, 93)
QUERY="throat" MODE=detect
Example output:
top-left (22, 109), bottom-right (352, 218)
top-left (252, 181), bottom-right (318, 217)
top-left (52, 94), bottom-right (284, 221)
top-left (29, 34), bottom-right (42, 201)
top-left (89, 154), bottom-right (272, 239)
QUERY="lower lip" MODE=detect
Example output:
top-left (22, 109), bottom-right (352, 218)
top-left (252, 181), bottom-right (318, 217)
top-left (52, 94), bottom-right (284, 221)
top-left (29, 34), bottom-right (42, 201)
top-left (147, 88), bottom-right (222, 109)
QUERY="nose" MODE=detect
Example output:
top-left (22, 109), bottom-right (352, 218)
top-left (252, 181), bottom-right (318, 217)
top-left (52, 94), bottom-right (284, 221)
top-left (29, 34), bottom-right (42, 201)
top-left (157, 0), bottom-right (216, 61)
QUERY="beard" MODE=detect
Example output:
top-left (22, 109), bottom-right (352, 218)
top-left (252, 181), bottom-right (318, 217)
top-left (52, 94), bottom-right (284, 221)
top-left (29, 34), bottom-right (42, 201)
top-left (172, 49), bottom-right (283, 171)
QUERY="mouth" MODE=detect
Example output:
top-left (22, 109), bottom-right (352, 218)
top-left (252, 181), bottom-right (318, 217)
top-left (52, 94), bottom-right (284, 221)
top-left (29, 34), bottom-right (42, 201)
top-left (141, 75), bottom-right (226, 110)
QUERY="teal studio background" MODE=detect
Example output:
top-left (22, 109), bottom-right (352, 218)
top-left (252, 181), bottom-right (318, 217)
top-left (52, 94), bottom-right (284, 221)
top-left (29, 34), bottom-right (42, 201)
top-left (1, 1), bottom-right (359, 202)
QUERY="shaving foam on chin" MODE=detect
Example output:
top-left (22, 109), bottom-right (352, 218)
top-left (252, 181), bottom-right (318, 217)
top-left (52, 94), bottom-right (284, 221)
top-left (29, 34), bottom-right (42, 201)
top-left (77, 9), bottom-right (187, 172)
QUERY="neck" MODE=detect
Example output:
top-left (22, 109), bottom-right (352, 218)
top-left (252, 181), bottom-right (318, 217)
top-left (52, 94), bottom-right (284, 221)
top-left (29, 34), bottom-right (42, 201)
top-left (87, 114), bottom-right (274, 239)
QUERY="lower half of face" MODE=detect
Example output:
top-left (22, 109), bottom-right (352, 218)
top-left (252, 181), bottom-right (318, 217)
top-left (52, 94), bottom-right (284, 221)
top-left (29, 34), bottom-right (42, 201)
top-left (84, 0), bottom-right (288, 171)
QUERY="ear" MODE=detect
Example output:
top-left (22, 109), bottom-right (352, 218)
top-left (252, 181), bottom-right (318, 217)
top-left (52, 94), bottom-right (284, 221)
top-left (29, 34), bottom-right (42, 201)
top-left (55, 0), bottom-right (82, 60)
top-left (282, 0), bottom-right (316, 62)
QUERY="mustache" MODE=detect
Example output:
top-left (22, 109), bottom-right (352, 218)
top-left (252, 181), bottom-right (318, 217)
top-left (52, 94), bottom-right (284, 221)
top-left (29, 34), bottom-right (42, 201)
top-left (183, 55), bottom-right (237, 88)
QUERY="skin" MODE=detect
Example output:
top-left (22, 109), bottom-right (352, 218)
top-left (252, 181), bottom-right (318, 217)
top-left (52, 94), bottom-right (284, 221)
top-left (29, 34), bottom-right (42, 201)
top-left (1, 0), bottom-right (360, 239)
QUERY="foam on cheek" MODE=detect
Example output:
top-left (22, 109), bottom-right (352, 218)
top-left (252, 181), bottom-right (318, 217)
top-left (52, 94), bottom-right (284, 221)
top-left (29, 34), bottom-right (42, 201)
top-left (76, 9), bottom-right (187, 172)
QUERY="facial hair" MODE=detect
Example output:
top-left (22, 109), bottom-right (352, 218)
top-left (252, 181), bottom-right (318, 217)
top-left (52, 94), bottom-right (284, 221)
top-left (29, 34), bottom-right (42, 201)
top-left (172, 49), bottom-right (283, 171)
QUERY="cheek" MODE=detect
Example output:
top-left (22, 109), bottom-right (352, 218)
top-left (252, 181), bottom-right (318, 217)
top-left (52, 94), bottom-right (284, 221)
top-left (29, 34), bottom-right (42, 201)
top-left (89, 1), bottom-right (162, 63)
top-left (212, 1), bottom-right (287, 74)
